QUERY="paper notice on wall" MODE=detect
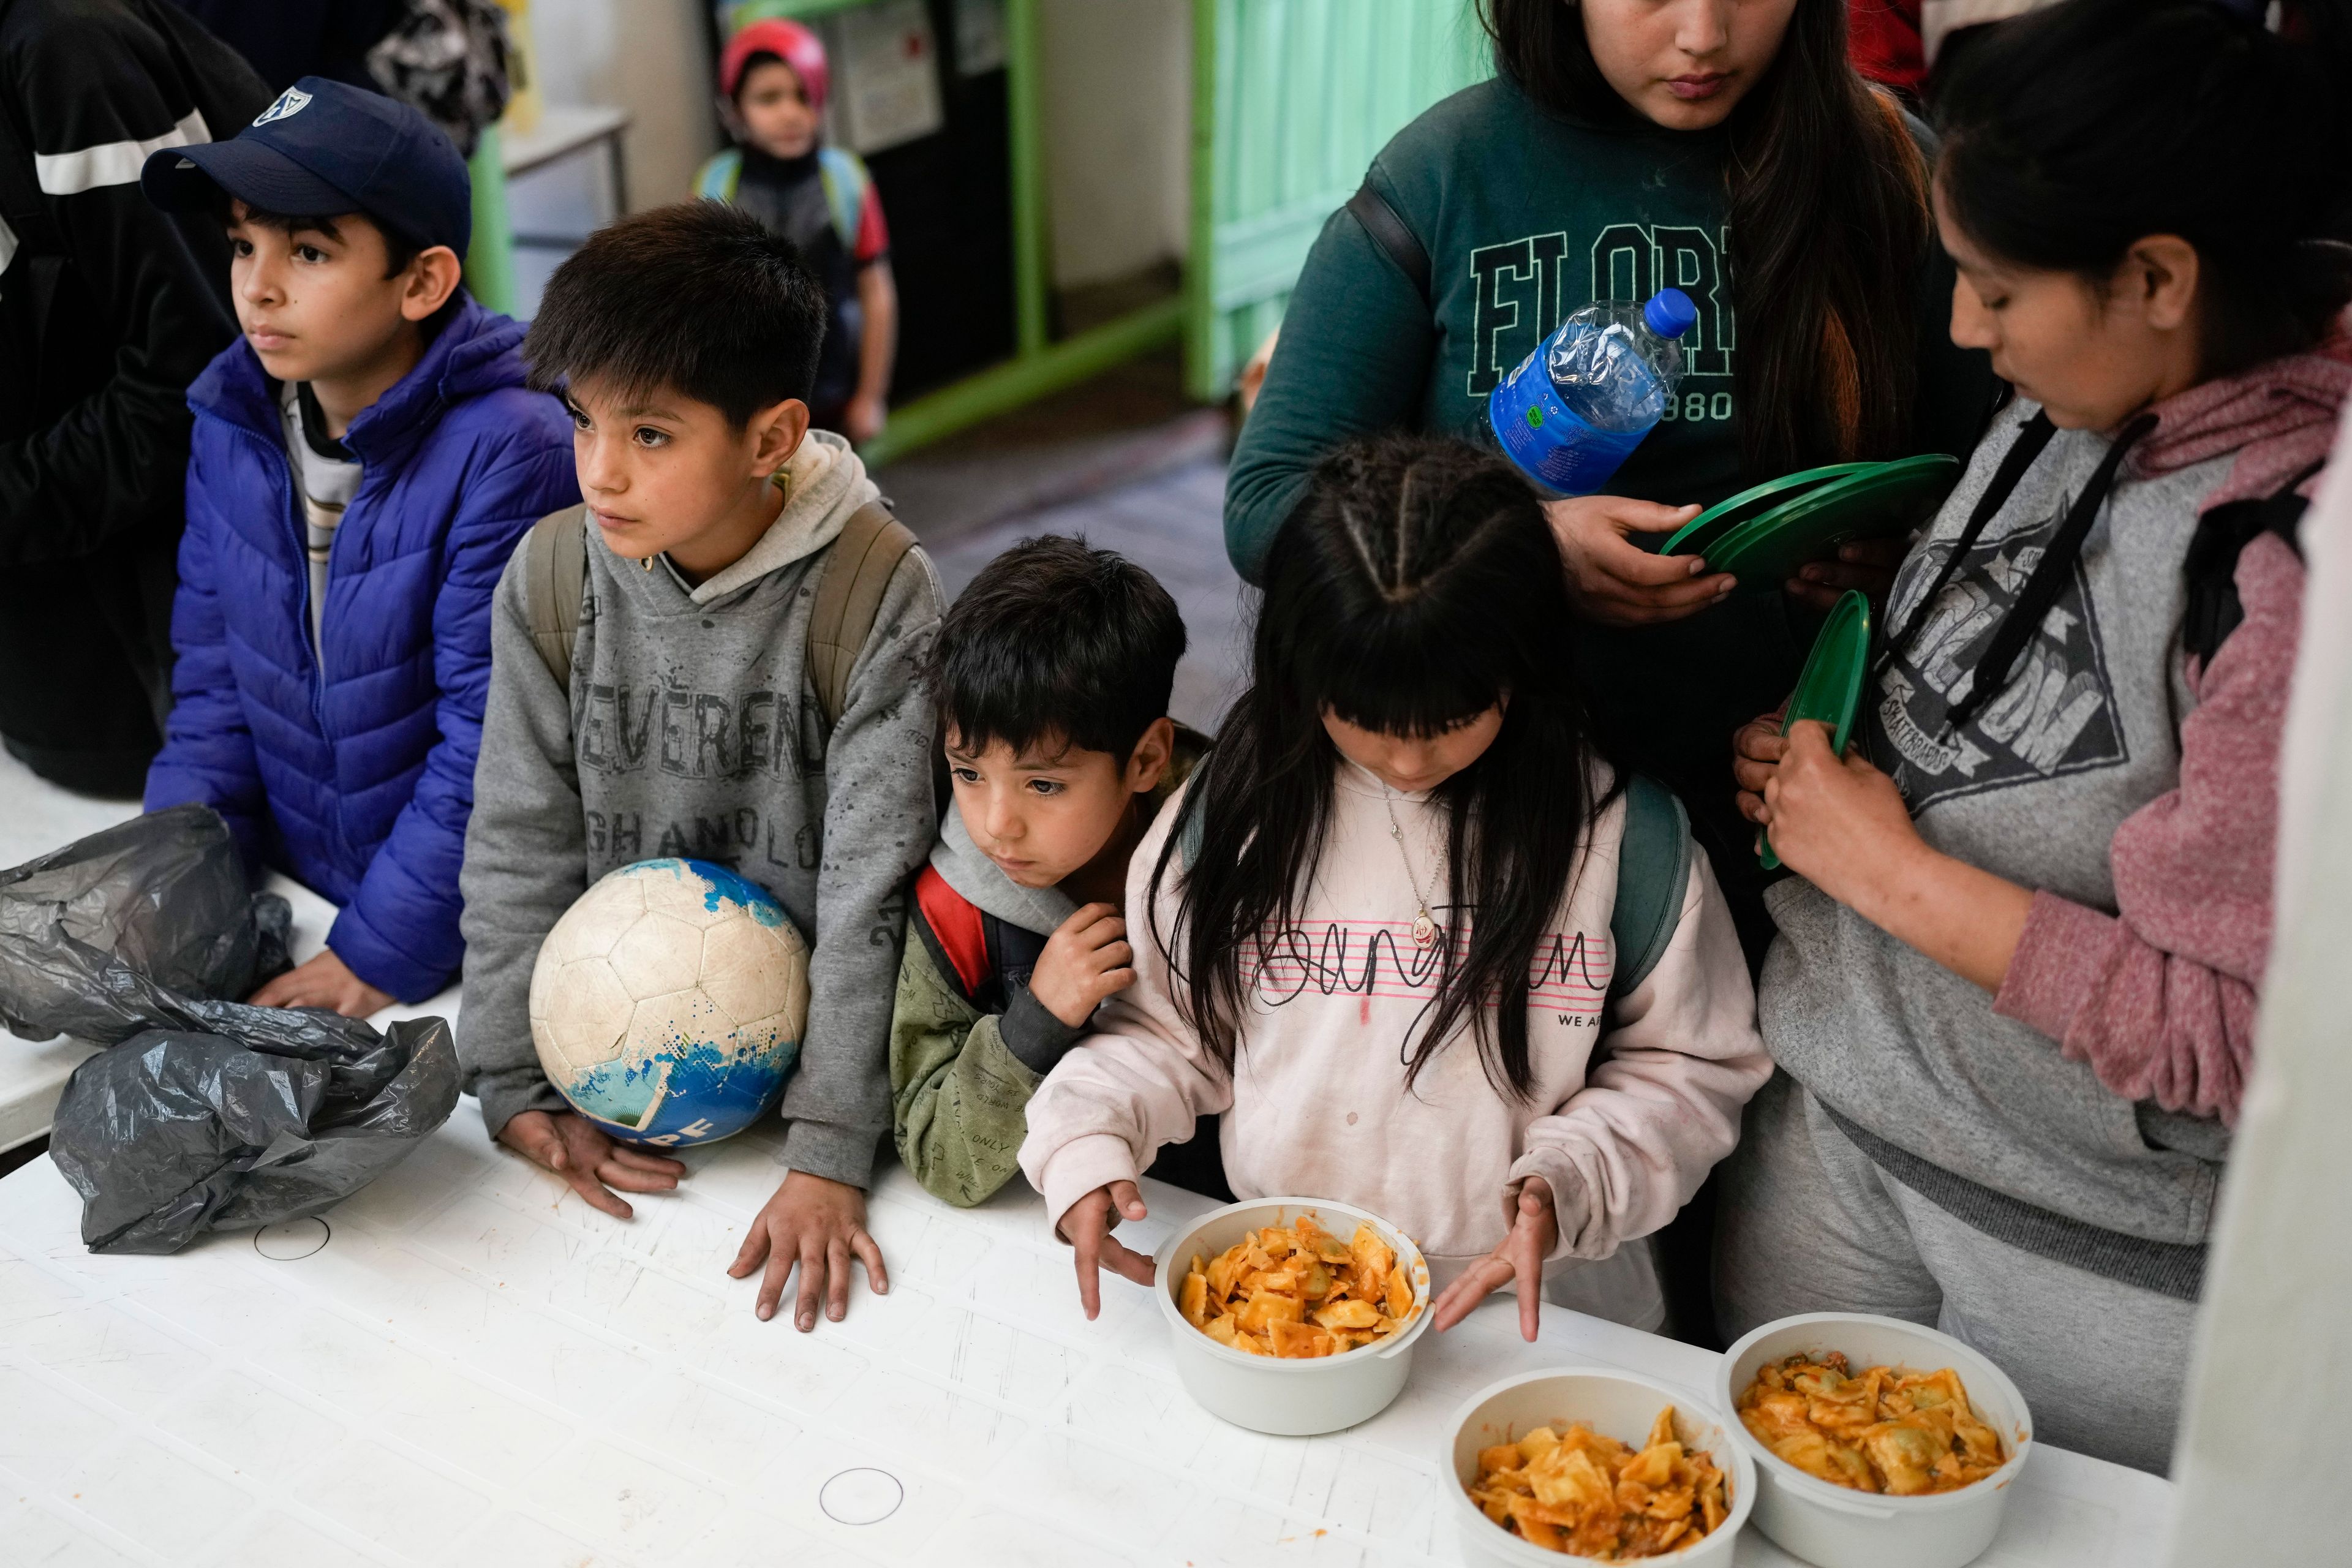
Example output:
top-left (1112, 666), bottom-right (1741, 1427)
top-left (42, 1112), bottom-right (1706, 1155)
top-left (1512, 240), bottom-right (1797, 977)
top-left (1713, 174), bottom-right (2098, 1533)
top-left (956, 0), bottom-right (1008, 75)
top-left (831, 0), bottom-right (946, 154)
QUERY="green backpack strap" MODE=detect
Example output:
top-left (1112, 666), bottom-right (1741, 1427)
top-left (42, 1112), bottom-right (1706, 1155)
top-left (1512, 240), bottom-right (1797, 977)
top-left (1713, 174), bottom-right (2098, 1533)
top-left (518, 496), bottom-right (914, 734)
top-left (521, 504), bottom-right (590, 693)
top-left (805, 499), bottom-right (918, 732)
top-left (1608, 775), bottom-right (1693, 1000)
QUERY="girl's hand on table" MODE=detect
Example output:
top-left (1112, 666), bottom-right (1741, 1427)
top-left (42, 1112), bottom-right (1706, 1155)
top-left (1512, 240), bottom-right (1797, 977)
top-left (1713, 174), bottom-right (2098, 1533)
top-left (1542, 495), bottom-right (1731, 625)
top-left (1431, 1176), bottom-right (1558, 1343)
top-left (1059, 1179), bottom-right (1156, 1320)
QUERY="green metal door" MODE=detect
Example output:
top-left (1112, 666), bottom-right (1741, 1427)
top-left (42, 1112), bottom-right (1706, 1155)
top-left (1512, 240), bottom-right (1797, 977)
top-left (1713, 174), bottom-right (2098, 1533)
top-left (1185, 0), bottom-right (1491, 399)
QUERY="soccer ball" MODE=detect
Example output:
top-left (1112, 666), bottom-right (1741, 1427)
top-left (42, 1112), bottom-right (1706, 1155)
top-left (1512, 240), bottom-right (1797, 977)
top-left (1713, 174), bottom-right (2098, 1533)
top-left (529, 858), bottom-right (809, 1148)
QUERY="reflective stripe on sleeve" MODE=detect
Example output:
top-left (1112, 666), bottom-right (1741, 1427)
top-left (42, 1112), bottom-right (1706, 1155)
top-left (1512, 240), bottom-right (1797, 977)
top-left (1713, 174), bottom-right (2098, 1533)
top-left (34, 108), bottom-right (210, 195)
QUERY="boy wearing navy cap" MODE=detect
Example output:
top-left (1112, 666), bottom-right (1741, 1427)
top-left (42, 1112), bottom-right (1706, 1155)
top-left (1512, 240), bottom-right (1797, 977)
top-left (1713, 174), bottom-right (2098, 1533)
top-left (137, 78), bottom-right (579, 1016)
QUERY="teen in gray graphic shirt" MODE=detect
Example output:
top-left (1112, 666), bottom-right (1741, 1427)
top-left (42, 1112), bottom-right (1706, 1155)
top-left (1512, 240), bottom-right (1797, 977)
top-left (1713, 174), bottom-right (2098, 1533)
top-left (458, 205), bottom-right (941, 1333)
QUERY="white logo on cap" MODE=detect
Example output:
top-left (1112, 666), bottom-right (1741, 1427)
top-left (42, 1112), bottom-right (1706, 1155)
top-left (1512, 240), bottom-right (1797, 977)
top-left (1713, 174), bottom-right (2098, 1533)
top-left (253, 87), bottom-right (312, 127)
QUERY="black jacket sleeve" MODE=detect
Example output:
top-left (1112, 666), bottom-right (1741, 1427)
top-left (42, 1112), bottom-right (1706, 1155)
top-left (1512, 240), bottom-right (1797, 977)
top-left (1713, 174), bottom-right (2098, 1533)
top-left (0, 0), bottom-right (268, 565)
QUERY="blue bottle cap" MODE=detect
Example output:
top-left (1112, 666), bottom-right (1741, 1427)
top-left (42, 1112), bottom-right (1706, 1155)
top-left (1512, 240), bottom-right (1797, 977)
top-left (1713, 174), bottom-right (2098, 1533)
top-left (1644, 288), bottom-right (1698, 339)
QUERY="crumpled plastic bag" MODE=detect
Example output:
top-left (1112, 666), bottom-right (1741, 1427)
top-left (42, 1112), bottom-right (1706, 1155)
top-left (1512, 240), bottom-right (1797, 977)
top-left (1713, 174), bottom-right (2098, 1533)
top-left (0, 803), bottom-right (290, 1044)
top-left (1, 807), bottom-right (458, 1254)
top-left (48, 1000), bottom-right (458, 1253)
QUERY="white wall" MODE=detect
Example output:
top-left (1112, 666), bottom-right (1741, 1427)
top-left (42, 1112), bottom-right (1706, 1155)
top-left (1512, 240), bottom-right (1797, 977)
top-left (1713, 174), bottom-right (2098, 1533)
top-left (1036, 0), bottom-right (1191, 289)
top-left (527, 0), bottom-right (722, 212)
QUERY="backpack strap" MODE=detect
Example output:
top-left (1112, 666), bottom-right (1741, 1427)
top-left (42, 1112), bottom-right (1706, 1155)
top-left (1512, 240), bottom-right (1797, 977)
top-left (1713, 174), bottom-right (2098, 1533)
top-left (816, 145), bottom-right (868, 254)
top-left (1345, 178), bottom-right (1430, 304)
top-left (2180, 458), bottom-right (2324, 668)
top-left (1608, 775), bottom-right (1692, 1001)
top-left (695, 147), bottom-right (742, 203)
top-left (521, 504), bottom-right (590, 693)
top-left (912, 865), bottom-right (990, 1001)
top-left (807, 498), bottom-right (918, 732)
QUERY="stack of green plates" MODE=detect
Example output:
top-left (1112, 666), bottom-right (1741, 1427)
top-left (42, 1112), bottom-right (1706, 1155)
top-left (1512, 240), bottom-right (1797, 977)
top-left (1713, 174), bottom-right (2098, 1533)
top-left (1760, 589), bottom-right (1872, 870)
top-left (1663, 454), bottom-right (1961, 592)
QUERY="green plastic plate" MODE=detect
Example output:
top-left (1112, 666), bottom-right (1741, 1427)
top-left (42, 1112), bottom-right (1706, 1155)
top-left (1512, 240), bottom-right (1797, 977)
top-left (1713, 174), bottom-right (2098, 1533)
top-left (1660, 462), bottom-right (1873, 563)
top-left (1760, 589), bottom-right (1873, 870)
top-left (1704, 453), bottom-right (1961, 593)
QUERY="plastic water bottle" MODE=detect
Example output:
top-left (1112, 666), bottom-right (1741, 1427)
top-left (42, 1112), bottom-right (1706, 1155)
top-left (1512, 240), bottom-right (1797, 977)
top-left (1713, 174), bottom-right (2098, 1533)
top-left (1488, 288), bottom-right (1698, 497)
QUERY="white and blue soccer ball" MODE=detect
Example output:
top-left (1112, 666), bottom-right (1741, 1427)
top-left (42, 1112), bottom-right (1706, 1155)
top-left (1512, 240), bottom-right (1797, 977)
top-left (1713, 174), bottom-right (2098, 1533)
top-left (528, 859), bottom-right (808, 1148)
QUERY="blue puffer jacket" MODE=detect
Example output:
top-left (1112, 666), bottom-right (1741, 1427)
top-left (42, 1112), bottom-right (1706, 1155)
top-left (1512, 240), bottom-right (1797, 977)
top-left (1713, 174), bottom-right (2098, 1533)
top-left (145, 298), bottom-right (579, 1001)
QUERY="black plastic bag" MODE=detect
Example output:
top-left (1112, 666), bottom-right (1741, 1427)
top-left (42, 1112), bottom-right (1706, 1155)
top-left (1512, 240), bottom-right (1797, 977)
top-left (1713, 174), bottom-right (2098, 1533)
top-left (0, 804), bottom-right (290, 1044)
top-left (49, 1002), bottom-right (458, 1253)
top-left (4, 807), bottom-right (458, 1253)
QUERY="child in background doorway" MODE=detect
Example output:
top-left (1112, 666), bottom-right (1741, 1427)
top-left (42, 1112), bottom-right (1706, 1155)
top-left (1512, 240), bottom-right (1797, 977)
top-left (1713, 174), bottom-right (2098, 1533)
top-left (697, 18), bottom-right (897, 445)
top-left (1022, 436), bottom-right (1770, 1339)
top-left (892, 535), bottom-right (1207, 1208)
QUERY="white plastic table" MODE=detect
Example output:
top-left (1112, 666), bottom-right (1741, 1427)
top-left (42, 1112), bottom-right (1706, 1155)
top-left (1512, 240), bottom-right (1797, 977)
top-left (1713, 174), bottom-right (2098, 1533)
top-left (0, 1108), bottom-right (2173, 1567)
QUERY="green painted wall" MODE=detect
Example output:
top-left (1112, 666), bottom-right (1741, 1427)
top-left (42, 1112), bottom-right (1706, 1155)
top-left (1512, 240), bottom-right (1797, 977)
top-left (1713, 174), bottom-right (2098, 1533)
top-left (1186, 0), bottom-right (1491, 399)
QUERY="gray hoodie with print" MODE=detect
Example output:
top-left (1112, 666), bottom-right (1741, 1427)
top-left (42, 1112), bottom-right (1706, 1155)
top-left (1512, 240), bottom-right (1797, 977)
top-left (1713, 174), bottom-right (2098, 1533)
top-left (458, 432), bottom-right (944, 1186)
top-left (1762, 402), bottom-right (2231, 1294)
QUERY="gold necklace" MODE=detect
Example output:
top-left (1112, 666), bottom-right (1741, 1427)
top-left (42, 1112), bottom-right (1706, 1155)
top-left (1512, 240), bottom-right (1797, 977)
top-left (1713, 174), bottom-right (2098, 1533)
top-left (1383, 792), bottom-right (1442, 948)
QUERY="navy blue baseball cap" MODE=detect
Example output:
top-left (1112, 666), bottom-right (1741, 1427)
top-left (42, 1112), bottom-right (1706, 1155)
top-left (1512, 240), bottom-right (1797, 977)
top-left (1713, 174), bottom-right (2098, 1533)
top-left (141, 77), bottom-right (472, 256)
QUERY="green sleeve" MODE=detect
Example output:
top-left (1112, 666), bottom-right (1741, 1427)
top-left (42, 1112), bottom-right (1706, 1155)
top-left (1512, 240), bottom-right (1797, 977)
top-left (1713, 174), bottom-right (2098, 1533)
top-left (889, 935), bottom-right (1046, 1207)
top-left (1223, 179), bottom-right (1437, 585)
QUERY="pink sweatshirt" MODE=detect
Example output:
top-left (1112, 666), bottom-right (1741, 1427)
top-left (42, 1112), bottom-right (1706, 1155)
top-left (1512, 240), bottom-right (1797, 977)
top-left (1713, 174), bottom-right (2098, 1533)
top-left (1994, 337), bottom-right (2352, 1125)
top-left (1017, 762), bottom-right (1771, 1280)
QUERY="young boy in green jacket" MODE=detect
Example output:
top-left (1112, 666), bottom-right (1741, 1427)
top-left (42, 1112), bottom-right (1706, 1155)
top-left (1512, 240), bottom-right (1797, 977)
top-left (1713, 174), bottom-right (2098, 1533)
top-left (892, 536), bottom-right (1202, 1206)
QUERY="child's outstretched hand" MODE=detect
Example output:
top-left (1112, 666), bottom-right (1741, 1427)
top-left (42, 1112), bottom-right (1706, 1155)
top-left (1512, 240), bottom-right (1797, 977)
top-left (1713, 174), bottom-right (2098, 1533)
top-left (1059, 1179), bottom-right (1156, 1320)
top-left (497, 1108), bottom-right (685, 1219)
top-left (731, 1170), bottom-right (889, 1330)
top-left (1431, 1176), bottom-right (1558, 1343)
top-left (1028, 902), bottom-right (1134, 1028)
top-left (248, 948), bottom-right (392, 1017)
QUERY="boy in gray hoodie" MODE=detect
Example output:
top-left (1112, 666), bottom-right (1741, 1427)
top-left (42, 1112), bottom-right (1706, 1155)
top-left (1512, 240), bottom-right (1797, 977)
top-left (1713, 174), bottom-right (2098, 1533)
top-left (456, 204), bottom-right (943, 1332)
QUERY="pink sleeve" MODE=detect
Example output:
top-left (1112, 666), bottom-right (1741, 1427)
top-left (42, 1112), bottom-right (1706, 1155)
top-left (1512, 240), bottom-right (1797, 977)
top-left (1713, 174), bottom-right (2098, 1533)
top-left (1993, 533), bottom-right (2301, 1125)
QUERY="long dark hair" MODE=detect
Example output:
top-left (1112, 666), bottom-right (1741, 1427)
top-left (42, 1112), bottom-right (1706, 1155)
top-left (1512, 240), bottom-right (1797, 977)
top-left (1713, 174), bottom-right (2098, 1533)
top-left (1478, 0), bottom-right (1929, 475)
top-left (1150, 437), bottom-right (1613, 1099)
top-left (1937, 0), bottom-right (2352, 379)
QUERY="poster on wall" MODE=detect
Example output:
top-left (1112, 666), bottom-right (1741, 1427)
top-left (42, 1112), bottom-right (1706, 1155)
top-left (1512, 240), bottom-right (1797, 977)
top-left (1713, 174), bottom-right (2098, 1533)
top-left (829, 0), bottom-right (946, 154)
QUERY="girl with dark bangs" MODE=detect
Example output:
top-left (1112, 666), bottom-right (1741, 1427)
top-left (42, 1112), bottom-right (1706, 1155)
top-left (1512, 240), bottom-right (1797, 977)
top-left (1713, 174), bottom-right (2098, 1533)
top-left (1020, 438), bottom-right (1770, 1338)
top-left (1226, 0), bottom-right (1997, 963)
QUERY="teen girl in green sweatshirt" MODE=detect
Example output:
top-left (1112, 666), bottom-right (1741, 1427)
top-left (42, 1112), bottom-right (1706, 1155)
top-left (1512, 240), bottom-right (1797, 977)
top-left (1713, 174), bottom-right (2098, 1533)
top-left (1226, 0), bottom-right (1996, 959)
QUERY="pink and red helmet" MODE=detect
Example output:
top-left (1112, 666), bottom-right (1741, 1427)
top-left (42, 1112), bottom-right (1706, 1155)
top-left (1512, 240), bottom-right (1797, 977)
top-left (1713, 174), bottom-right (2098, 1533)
top-left (718, 18), bottom-right (831, 114)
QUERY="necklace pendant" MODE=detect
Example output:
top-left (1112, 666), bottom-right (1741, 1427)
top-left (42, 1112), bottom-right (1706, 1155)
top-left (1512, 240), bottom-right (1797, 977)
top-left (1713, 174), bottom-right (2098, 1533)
top-left (1412, 911), bottom-right (1439, 948)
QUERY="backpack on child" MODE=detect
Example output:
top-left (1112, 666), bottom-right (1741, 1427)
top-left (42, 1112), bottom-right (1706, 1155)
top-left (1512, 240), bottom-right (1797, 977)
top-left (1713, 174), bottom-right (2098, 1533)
top-left (516, 497), bottom-right (917, 731)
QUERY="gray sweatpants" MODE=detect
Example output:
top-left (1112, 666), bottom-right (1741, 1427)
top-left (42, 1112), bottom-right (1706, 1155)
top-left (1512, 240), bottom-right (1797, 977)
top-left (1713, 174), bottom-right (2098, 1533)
top-left (1714, 1073), bottom-right (2195, 1474)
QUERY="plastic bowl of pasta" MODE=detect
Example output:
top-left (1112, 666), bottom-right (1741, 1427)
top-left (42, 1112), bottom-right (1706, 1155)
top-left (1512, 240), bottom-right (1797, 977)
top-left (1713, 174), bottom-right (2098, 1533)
top-left (1440, 1368), bottom-right (1754, 1566)
top-left (1715, 1313), bottom-right (2034, 1568)
top-left (1153, 1196), bottom-right (1433, 1436)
